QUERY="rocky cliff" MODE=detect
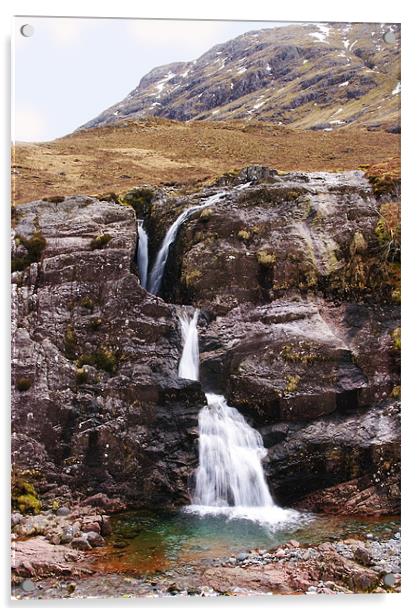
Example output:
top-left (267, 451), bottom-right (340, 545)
top-left (11, 197), bottom-right (204, 509)
top-left (11, 167), bottom-right (400, 515)
top-left (81, 22), bottom-right (400, 133)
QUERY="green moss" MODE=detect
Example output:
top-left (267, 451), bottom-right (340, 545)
top-left (367, 173), bottom-right (400, 198)
top-left (257, 250), bottom-right (276, 266)
top-left (391, 288), bottom-right (401, 303)
top-left (374, 202), bottom-right (400, 263)
top-left (281, 344), bottom-right (319, 364)
top-left (80, 296), bottom-right (94, 311)
top-left (350, 231), bottom-right (368, 255)
top-left (89, 317), bottom-right (102, 331)
top-left (391, 327), bottom-right (401, 351)
top-left (42, 195), bottom-right (65, 204)
top-left (237, 229), bottom-right (251, 241)
top-left (12, 476), bottom-right (41, 514)
top-left (183, 269), bottom-right (202, 286)
top-left (75, 367), bottom-right (88, 384)
top-left (118, 187), bottom-right (155, 217)
top-left (90, 233), bottom-right (112, 249)
top-left (11, 231), bottom-right (47, 272)
top-left (77, 346), bottom-right (117, 373)
top-left (199, 208), bottom-right (213, 222)
top-left (15, 377), bottom-right (32, 392)
top-left (64, 324), bottom-right (78, 360)
top-left (391, 385), bottom-right (401, 399)
top-left (285, 375), bottom-right (300, 393)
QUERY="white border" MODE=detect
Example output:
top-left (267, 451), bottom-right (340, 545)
top-left (2, 0), bottom-right (416, 614)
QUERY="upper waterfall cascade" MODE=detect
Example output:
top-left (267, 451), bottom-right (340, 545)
top-left (147, 191), bottom-right (226, 296)
top-left (136, 221), bottom-right (149, 289)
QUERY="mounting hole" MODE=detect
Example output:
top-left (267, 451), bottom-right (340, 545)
top-left (20, 24), bottom-right (34, 37)
top-left (383, 31), bottom-right (396, 44)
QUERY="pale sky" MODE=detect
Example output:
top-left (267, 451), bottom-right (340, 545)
top-left (13, 17), bottom-right (291, 142)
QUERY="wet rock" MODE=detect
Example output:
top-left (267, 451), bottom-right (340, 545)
top-left (21, 579), bottom-right (36, 592)
top-left (70, 536), bottom-right (92, 551)
top-left (85, 531), bottom-right (105, 547)
top-left (11, 512), bottom-right (23, 527)
top-left (354, 546), bottom-right (372, 566)
top-left (100, 516), bottom-right (112, 536)
top-left (12, 536), bottom-right (88, 579)
top-left (60, 526), bottom-right (76, 544)
top-left (81, 521), bottom-right (101, 534)
top-left (81, 494), bottom-right (126, 513)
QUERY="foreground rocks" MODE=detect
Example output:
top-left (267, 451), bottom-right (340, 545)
top-left (12, 532), bottom-right (400, 598)
top-left (11, 503), bottom-right (114, 582)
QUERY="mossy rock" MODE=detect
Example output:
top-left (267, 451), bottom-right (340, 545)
top-left (237, 229), bottom-right (251, 241)
top-left (77, 346), bottom-right (117, 373)
top-left (183, 269), bottom-right (202, 287)
top-left (64, 324), bottom-right (78, 360)
top-left (199, 208), bottom-right (213, 222)
top-left (11, 231), bottom-right (47, 272)
top-left (257, 250), bottom-right (276, 266)
top-left (12, 475), bottom-right (41, 514)
top-left (119, 187), bottom-right (155, 217)
top-left (391, 385), bottom-right (401, 399)
top-left (80, 296), bottom-right (94, 311)
top-left (76, 367), bottom-right (88, 385)
top-left (285, 375), bottom-right (301, 393)
top-left (90, 233), bottom-right (112, 250)
top-left (89, 317), bottom-right (102, 331)
top-left (15, 377), bottom-right (32, 392)
top-left (391, 327), bottom-right (401, 351)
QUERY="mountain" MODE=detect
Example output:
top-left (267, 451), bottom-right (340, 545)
top-left (80, 22), bottom-right (400, 133)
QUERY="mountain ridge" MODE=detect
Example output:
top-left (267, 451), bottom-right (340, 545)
top-left (80, 22), bottom-right (400, 133)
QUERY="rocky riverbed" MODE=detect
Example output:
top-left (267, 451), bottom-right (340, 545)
top-left (12, 503), bottom-right (400, 599)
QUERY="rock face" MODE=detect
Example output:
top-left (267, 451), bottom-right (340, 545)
top-left (11, 196), bottom-right (204, 508)
top-left (81, 23), bottom-right (400, 133)
top-left (11, 167), bottom-right (400, 515)
top-left (144, 167), bottom-right (400, 513)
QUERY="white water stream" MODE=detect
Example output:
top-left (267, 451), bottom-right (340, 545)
top-left (136, 221), bottom-right (149, 289)
top-left (178, 309), bottom-right (300, 527)
top-left (147, 192), bottom-right (226, 295)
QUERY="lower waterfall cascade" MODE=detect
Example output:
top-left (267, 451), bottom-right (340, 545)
top-left (178, 308), bottom-right (302, 527)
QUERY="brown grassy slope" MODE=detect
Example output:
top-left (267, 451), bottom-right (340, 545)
top-left (12, 118), bottom-right (400, 204)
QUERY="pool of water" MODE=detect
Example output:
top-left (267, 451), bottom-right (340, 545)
top-left (93, 508), bottom-right (400, 576)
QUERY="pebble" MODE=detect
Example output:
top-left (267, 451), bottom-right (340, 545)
top-left (21, 579), bottom-right (36, 592)
top-left (383, 573), bottom-right (396, 587)
top-left (56, 506), bottom-right (71, 517)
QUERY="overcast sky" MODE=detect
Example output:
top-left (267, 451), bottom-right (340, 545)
top-left (13, 17), bottom-right (292, 142)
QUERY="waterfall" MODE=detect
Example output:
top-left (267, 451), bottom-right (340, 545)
top-left (194, 393), bottom-right (274, 508)
top-left (178, 309), bottom-right (200, 381)
top-left (136, 221), bottom-right (149, 289)
top-left (147, 191), bottom-right (226, 296)
top-left (178, 310), bottom-right (300, 526)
